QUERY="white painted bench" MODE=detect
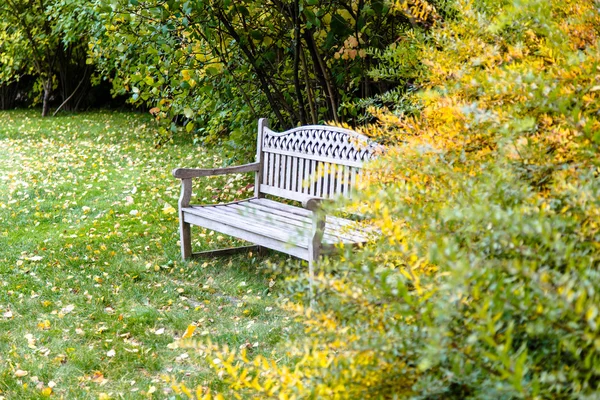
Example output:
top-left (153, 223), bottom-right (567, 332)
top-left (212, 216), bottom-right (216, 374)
top-left (172, 118), bottom-right (382, 279)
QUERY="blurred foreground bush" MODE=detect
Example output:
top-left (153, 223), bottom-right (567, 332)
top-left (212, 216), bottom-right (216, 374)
top-left (165, 0), bottom-right (600, 398)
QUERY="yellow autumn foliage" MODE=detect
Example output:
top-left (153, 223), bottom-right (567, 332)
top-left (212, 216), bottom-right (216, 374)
top-left (163, 0), bottom-right (600, 397)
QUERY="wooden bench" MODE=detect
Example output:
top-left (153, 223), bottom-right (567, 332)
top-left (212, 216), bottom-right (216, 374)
top-left (172, 118), bottom-right (382, 280)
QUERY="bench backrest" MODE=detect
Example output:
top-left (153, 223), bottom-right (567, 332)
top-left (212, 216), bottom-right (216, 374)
top-left (255, 118), bottom-right (382, 202)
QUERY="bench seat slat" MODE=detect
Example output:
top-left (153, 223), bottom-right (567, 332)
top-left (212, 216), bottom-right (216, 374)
top-left (225, 203), bottom-right (368, 243)
top-left (205, 204), bottom-right (340, 243)
top-left (243, 200), bottom-right (358, 230)
top-left (250, 198), bottom-right (375, 234)
top-left (184, 201), bottom-right (366, 247)
top-left (185, 200), bottom-right (368, 244)
top-left (216, 207), bottom-right (356, 245)
top-left (183, 211), bottom-right (311, 260)
top-left (243, 200), bottom-right (373, 239)
top-left (185, 206), bottom-right (305, 243)
top-left (253, 198), bottom-right (377, 238)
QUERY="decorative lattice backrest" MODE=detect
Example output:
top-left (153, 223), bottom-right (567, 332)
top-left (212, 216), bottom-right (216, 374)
top-left (255, 118), bottom-right (382, 202)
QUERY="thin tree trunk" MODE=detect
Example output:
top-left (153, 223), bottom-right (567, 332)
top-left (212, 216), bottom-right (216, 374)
top-left (41, 78), bottom-right (52, 117)
top-left (303, 29), bottom-right (339, 123)
top-left (73, 80), bottom-right (90, 111)
top-left (292, 0), bottom-right (306, 125)
top-left (53, 66), bottom-right (88, 116)
top-left (301, 49), bottom-right (318, 124)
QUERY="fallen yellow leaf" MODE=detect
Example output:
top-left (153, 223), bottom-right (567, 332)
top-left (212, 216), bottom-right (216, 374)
top-left (37, 320), bottom-right (51, 330)
top-left (162, 202), bottom-right (176, 214)
top-left (182, 324), bottom-right (196, 339)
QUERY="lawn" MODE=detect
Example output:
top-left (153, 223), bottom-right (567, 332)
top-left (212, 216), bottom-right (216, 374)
top-left (0, 109), bottom-right (296, 399)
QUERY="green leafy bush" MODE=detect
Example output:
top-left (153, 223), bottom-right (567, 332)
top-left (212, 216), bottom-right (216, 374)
top-left (89, 0), bottom-right (447, 156)
top-left (160, 0), bottom-right (600, 398)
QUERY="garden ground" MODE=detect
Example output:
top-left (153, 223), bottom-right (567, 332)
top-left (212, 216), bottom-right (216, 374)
top-left (0, 110), bottom-right (295, 399)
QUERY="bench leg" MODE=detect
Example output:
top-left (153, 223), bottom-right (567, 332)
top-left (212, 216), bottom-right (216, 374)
top-left (257, 245), bottom-right (268, 257)
top-left (178, 179), bottom-right (193, 260)
top-left (308, 214), bottom-right (325, 305)
top-left (180, 219), bottom-right (192, 260)
top-left (307, 252), bottom-right (318, 303)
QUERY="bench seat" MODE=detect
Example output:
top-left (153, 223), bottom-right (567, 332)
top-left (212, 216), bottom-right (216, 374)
top-left (182, 198), bottom-right (372, 261)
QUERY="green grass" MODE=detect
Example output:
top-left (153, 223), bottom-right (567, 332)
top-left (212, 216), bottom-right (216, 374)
top-left (0, 109), bottom-right (299, 399)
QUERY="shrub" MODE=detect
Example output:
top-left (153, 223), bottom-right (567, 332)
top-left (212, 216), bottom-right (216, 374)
top-left (162, 0), bottom-right (600, 398)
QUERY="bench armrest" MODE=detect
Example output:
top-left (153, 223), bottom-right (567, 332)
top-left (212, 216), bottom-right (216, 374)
top-left (174, 162), bottom-right (261, 208)
top-left (172, 162), bottom-right (261, 179)
top-left (302, 197), bottom-right (335, 211)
